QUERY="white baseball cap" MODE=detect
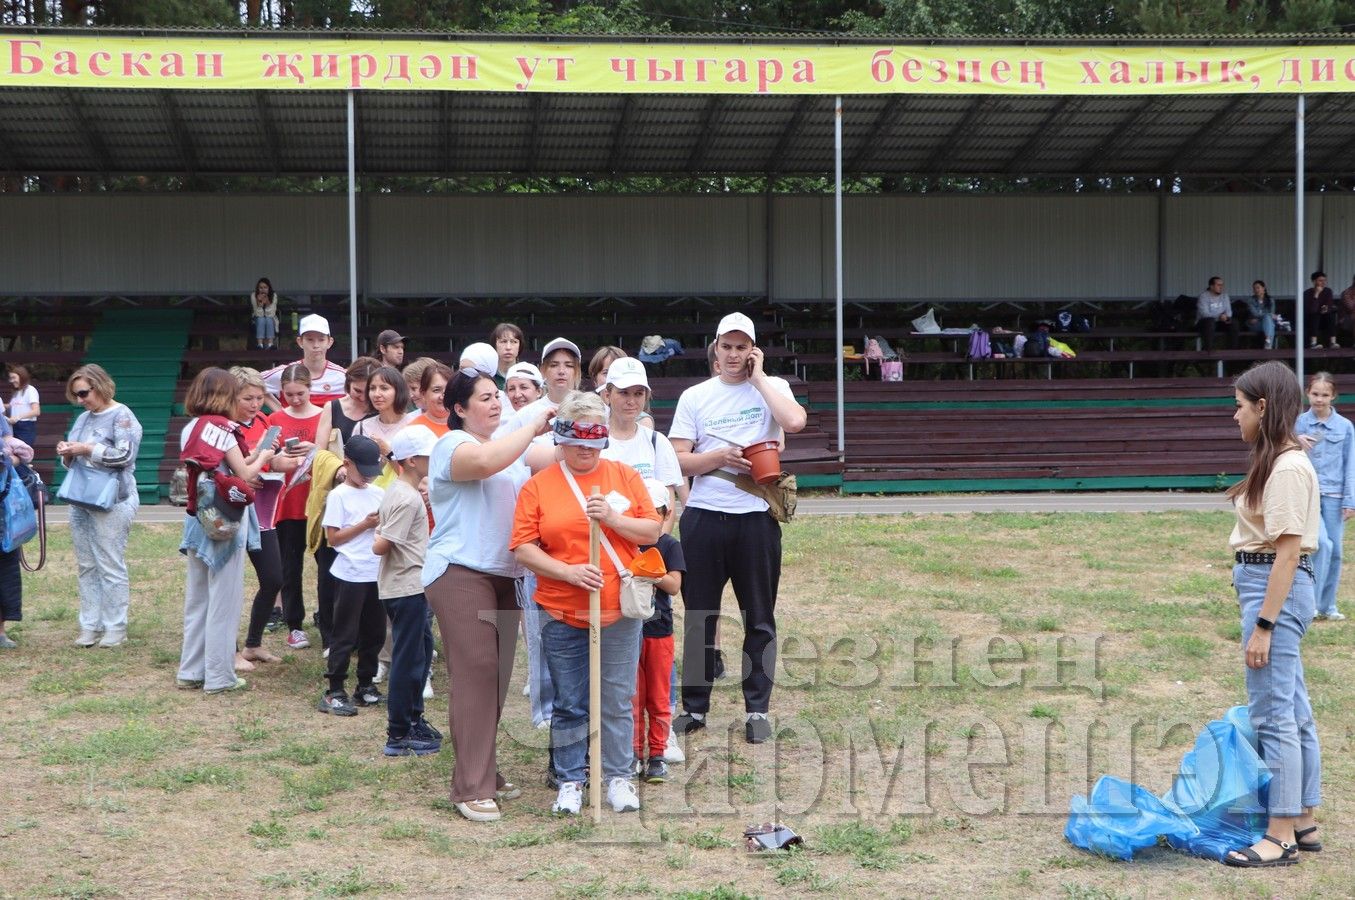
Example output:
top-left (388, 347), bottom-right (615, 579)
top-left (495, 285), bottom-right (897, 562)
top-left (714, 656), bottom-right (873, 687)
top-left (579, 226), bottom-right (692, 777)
top-left (541, 337), bottom-right (582, 361)
top-left (297, 313), bottom-right (331, 337)
top-left (389, 424), bottom-right (438, 461)
top-left (643, 477), bottom-right (671, 512)
top-left (604, 357), bottom-right (650, 391)
top-left (715, 312), bottom-right (756, 343)
top-left (504, 362), bottom-right (544, 386)
top-left (459, 342), bottom-right (499, 377)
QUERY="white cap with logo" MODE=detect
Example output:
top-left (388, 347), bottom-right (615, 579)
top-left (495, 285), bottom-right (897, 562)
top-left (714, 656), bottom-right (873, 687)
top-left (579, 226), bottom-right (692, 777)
top-left (297, 313), bottom-right (331, 337)
top-left (715, 312), bottom-right (756, 343)
top-left (604, 357), bottom-right (650, 391)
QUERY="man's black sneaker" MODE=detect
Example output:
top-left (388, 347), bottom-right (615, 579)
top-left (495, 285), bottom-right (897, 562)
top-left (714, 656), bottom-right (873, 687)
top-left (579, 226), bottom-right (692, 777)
top-left (671, 712), bottom-right (707, 735)
top-left (745, 715), bottom-right (772, 744)
top-left (644, 758), bottom-right (669, 784)
top-left (354, 684), bottom-right (384, 707)
top-left (318, 690), bottom-right (357, 717)
top-left (713, 649), bottom-right (727, 680)
top-left (412, 717), bottom-right (443, 742)
top-left (265, 607), bottom-right (284, 633)
top-left (384, 733), bottom-right (441, 757)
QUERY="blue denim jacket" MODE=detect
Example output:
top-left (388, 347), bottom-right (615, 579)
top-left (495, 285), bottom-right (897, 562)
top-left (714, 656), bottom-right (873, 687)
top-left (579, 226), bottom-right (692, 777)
top-left (1295, 408), bottom-right (1355, 506)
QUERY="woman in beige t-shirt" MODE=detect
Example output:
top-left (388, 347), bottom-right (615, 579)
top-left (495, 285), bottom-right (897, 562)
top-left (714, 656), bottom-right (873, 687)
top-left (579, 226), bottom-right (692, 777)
top-left (1224, 361), bottom-right (1323, 868)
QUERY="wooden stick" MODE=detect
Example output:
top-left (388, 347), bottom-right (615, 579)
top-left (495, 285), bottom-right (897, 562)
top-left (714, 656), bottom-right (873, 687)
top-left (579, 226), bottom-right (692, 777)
top-left (588, 487), bottom-right (602, 825)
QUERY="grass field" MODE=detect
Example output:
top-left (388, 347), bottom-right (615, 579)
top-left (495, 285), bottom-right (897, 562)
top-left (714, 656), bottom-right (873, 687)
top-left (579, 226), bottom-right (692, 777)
top-left (1, 512), bottom-right (1353, 899)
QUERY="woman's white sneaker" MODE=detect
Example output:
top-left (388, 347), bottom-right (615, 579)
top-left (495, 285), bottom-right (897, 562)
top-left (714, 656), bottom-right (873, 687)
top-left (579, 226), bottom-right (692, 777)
top-left (663, 726), bottom-right (686, 763)
top-left (552, 781), bottom-right (583, 815)
top-left (607, 777), bottom-right (640, 813)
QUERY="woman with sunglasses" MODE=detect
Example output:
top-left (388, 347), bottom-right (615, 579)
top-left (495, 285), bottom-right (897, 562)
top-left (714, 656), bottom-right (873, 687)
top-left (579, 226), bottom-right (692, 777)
top-left (511, 391), bottom-right (662, 817)
top-left (424, 370), bottom-right (555, 822)
top-left (57, 364), bottom-right (144, 649)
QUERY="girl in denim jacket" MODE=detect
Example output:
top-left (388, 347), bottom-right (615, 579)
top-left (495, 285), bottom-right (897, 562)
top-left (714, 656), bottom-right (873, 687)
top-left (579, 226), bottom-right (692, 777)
top-left (1295, 371), bottom-right (1355, 620)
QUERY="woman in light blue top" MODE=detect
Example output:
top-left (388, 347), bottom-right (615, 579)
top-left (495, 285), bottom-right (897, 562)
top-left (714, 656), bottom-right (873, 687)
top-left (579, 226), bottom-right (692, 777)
top-left (1295, 371), bottom-right (1355, 620)
top-left (57, 364), bottom-right (143, 649)
top-left (1243, 280), bottom-right (1279, 350)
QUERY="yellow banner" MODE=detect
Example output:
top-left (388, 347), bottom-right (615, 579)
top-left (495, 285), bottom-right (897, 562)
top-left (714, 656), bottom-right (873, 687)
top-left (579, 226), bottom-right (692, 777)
top-left (4, 34), bottom-right (1355, 95)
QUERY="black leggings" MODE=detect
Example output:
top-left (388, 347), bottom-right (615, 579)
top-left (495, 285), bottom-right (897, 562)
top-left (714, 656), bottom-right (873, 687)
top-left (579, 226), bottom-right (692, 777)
top-left (244, 529), bottom-right (283, 648)
top-left (275, 518), bottom-right (308, 632)
top-left (314, 541), bottom-right (337, 650)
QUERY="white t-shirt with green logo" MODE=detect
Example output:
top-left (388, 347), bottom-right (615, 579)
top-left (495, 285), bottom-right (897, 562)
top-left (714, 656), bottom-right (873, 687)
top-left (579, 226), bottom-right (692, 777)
top-left (669, 375), bottom-right (794, 515)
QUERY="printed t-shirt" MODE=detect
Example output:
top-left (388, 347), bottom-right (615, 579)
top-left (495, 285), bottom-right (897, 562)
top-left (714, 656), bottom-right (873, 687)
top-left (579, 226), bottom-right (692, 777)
top-left (323, 482), bottom-right (384, 582)
top-left (238, 414), bottom-right (283, 530)
top-left (669, 375), bottom-right (796, 514)
top-left (179, 415), bottom-right (243, 516)
top-left (641, 533), bottom-right (685, 640)
top-left (376, 478), bottom-right (428, 600)
top-left (8, 385), bottom-right (38, 419)
top-left (263, 359), bottom-right (348, 404)
top-left (510, 460), bottom-right (660, 628)
top-left (424, 430), bottom-right (530, 584)
top-left (603, 426), bottom-right (682, 489)
top-left (1230, 449), bottom-right (1321, 554)
top-left (273, 408), bottom-right (322, 522)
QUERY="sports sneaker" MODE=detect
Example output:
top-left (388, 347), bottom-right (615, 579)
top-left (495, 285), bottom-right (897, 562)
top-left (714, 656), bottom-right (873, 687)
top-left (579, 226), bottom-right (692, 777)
top-left (318, 690), bottom-right (357, 716)
top-left (98, 629), bottom-right (127, 648)
top-left (423, 676), bottom-right (434, 700)
top-left (412, 718), bottom-right (443, 742)
top-left (607, 777), bottom-right (641, 813)
top-left (374, 662), bottom-right (388, 684)
top-left (175, 677), bottom-right (203, 690)
top-left (745, 713), bottom-right (772, 745)
top-left (265, 607), bottom-right (284, 633)
top-left (663, 726), bottom-right (686, 763)
top-left (1327, 611), bottom-right (1347, 621)
top-left (354, 684), bottom-right (384, 707)
top-left (286, 629), bottom-right (310, 650)
top-left (671, 712), bottom-right (706, 735)
top-left (496, 777), bottom-right (522, 801)
top-left (552, 781), bottom-right (583, 815)
top-left (74, 629), bottom-right (100, 648)
top-left (645, 758), bottom-right (669, 784)
top-left (456, 798), bottom-right (501, 822)
top-left (0, 634), bottom-right (17, 650)
top-left (384, 733), bottom-right (441, 757)
top-left (205, 677), bottom-right (248, 695)
top-left (631, 757), bottom-right (644, 778)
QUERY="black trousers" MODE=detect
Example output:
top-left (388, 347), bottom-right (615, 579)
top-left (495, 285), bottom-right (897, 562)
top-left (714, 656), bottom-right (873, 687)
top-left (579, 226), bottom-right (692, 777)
top-left (1312, 310), bottom-right (1339, 345)
top-left (326, 577), bottom-right (385, 693)
top-left (382, 592), bottom-right (432, 739)
top-left (0, 548), bottom-right (20, 622)
top-left (244, 529), bottom-right (282, 648)
top-left (1197, 315), bottom-right (1239, 351)
top-left (313, 541), bottom-right (337, 649)
top-left (275, 518), bottom-right (308, 632)
top-left (678, 507), bottom-right (781, 715)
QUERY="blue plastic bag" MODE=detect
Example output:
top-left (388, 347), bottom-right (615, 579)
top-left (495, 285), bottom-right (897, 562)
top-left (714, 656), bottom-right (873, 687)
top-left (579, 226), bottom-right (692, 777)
top-left (1065, 776), bottom-right (1197, 860)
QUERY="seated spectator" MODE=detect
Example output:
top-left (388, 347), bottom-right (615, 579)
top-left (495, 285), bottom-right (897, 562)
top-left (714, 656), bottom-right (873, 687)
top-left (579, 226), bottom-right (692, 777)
top-left (1197, 276), bottom-right (1239, 352)
top-left (1243, 280), bottom-right (1279, 349)
top-left (1305, 270), bottom-right (1338, 349)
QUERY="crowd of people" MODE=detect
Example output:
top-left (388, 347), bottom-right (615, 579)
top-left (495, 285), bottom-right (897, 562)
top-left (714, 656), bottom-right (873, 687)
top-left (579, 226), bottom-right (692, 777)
top-left (0, 308), bottom-right (805, 824)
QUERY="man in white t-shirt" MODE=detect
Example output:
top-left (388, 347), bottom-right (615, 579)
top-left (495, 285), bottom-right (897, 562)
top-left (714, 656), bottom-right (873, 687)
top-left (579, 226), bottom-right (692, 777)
top-left (262, 314), bottom-right (349, 412)
top-left (667, 312), bottom-right (806, 745)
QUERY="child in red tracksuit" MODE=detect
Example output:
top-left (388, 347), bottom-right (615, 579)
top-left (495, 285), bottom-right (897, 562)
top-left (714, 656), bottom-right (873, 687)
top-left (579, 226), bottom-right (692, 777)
top-left (632, 482), bottom-right (685, 784)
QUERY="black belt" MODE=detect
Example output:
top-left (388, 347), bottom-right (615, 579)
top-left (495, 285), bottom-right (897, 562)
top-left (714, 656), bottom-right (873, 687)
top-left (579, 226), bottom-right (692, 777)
top-left (1235, 551), bottom-right (1314, 576)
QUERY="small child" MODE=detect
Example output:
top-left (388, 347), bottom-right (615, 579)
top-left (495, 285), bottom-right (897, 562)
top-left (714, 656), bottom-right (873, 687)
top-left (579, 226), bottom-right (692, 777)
top-left (632, 478), bottom-right (686, 784)
top-left (1296, 371), bottom-right (1355, 621)
top-left (373, 425), bottom-right (442, 756)
top-left (318, 435), bottom-right (387, 716)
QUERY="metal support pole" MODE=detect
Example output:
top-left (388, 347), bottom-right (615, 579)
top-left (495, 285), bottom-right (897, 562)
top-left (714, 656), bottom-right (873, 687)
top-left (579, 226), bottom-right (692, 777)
top-left (834, 97), bottom-right (845, 467)
top-left (347, 90), bottom-right (359, 364)
top-left (1296, 94), bottom-right (1306, 386)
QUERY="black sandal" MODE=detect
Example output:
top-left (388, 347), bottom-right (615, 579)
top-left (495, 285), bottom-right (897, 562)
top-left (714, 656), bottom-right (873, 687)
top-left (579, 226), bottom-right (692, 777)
top-left (1295, 825), bottom-right (1323, 852)
top-left (1223, 834), bottom-right (1300, 868)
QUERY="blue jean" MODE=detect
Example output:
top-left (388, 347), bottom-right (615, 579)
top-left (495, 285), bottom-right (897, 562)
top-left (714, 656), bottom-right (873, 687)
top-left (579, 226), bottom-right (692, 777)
top-left (1311, 495), bottom-right (1344, 615)
top-left (518, 573), bottom-right (554, 727)
top-left (543, 614), bottom-right (641, 784)
top-left (1247, 313), bottom-right (1275, 344)
top-left (382, 592), bottom-right (432, 740)
top-left (255, 316), bottom-right (276, 342)
top-left (1234, 563), bottom-right (1322, 817)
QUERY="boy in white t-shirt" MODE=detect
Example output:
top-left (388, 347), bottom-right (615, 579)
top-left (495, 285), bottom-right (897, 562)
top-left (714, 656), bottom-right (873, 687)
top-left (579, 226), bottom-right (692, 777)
top-left (373, 425), bottom-right (441, 757)
top-left (667, 312), bottom-right (807, 746)
top-left (319, 435), bottom-right (387, 717)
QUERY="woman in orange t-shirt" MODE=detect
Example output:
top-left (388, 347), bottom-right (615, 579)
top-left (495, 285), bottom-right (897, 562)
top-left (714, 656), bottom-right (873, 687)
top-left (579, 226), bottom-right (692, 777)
top-left (409, 362), bottom-right (452, 437)
top-left (511, 390), bottom-right (660, 817)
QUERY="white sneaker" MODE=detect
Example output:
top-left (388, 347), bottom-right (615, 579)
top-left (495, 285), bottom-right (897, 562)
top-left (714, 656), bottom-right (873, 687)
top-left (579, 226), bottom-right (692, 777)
top-left (74, 629), bottom-right (100, 648)
top-left (607, 777), bottom-right (641, 813)
top-left (374, 662), bottom-right (387, 684)
top-left (1326, 611), bottom-right (1346, 621)
top-left (98, 629), bottom-right (127, 648)
top-left (552, 781), bottom-right (583, 815)
top-left (423, 676), bottom-right (434, 700)
top-left (663, 726), bottom-right (686, 763)
top-left (522, 682), bottom-right (530, 696)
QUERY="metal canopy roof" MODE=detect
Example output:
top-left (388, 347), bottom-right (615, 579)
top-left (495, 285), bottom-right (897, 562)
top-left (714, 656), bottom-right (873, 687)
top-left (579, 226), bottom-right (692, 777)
top-left (0, 86), bottom-right (1345, 179)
